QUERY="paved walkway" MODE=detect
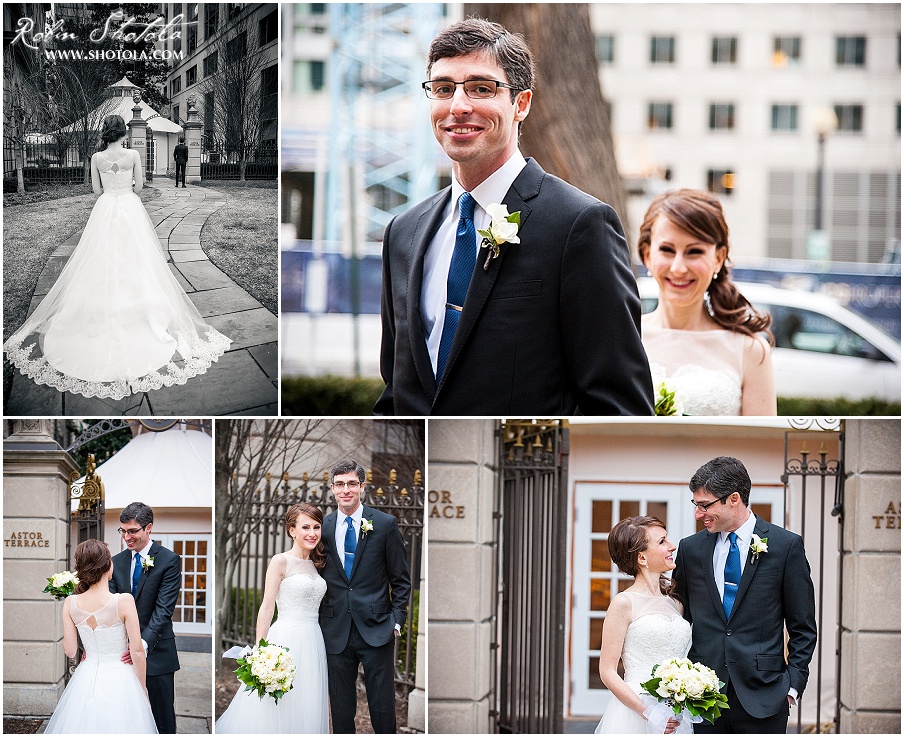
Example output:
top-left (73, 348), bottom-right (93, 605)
top-left (6, 183), bottom-right (277, 416)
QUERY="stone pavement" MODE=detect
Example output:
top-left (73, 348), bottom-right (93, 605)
top-left (6, 183), bottom-right (278, 416)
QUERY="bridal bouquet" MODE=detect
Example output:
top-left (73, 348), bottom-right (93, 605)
top-left (43, 570), bottom-right (79, 600)
top-left (640, 657), bottom-right (728, 733)
top-left (234, 639), bottom-right (296, 703)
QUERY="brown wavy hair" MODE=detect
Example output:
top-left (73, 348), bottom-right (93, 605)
top-left (74, 539), bottom-right (112, 594)
top-left (286, 503), bottom-right (326, 570)
top-left (607, 516), bottom-right (676, 598)
top-left (638, 189), bottom-right (773, 343)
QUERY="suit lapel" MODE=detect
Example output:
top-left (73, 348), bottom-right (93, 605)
top-left (733, 516), bottom-right (768, 615)
top-left (701, 531), bottom-right (725, 622)
top-left (323, 513), bottom-right (342, 577)
top-left (113, 550), bottom-right (131, 593)
top-left (134, 541), bottom-right (160, 600)
top-left (433, 159), bottom-right (541, 400)
top-left (349, 506), bottom-right (374, 582)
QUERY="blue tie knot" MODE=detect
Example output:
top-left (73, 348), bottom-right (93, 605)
top-left (458, 191), bottom-right (475, 220)
top-left (728, 532), bottom-right (737, 545)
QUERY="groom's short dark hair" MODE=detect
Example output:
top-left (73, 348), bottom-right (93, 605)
top-left (689, 456), bottom-right (751, 506)
top-left (121, 501), bottom-right (154, 527)
top-left (330, 460), bottom-right (366, 485)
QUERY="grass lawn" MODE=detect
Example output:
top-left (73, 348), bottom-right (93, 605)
top-left (198, 181), bottom-right (278, 315)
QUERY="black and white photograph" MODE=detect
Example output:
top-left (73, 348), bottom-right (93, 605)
top-left (3, 4), bottom-right (278, 416)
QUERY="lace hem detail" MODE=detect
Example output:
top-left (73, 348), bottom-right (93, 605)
top-left (3, 329), bottom-right (232, 400)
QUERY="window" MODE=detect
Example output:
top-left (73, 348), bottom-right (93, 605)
top-left (187, 25), bottom-right (197, 54)
top-left (770, 305), bottom-right (892, 360)
top-left (647, 102), bottom-right (673, 130)
top-left (709, 103), bottom-right (735, 130)
top-left (204, 4), bottom-right (219, 38)
top-left (707, 169), bottom-right (735, 195)
top-left (773, 36), bottom-right (801, 66)
top-left (836, 36), bottom-right (866, 66)
top-left (172, 104), bottom-right (180, 123)
top-left (596, 34), bottom-right (615, 64)
top-left (834, 104), bottom-right (864, 132)
top-left (226, 31), bottom-right (247, 63)
top-left (186, 65), bottom-right (197, 87)
top-left (711, 36), bottom-right (737, 65)
top-left (173, 2), bottom-right (182, 17)
top-left (227, 3), bottom-right (243, 20)
top-left (310, 60), bottom-right (324, 91)
top-left (260, 64), bottom-right (278, 130)
top-left (259, 8), bottom-right (278, 47)
top-left (650, 36), bottom-right (675, 64)
top-left (310, 2), bottom-right (326, 13)
top-left (771, 104), bottom-right (798, 131)
top-left (897, 103), bottom-right (901, 134)
top-left (203, 51), bottom-right (218, 77)
top-left (170, 76), bottom-right (181, 96)
top-left (203, 92), bottom-right (215, 144)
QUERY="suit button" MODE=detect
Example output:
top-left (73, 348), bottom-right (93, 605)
top-left (726, 629), bottom-right (732, 635)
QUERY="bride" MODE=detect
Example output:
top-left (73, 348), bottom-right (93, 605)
top-left (45, 539), bottom-right (157, 733)
top-left (3, 114), bottom-right (231, 400)
top-left (216, 503), bottom-right (329, 734)
top-left (595, 516), bottom-right (689, 734)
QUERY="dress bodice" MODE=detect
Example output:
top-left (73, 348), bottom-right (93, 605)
top-left (96, 152), bottom-right (136, 194)
top-left (643, 324), bottom-right (748, 415)
top-left (619, 592), bottom-right (692, 687)
top-left (71, 593), bottom-right (129, 663)
top-left (276, 555), bottom-right (326, 622)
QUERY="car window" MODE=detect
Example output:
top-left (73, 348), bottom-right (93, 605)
top-left (765, 304), bottom-right (893, 362)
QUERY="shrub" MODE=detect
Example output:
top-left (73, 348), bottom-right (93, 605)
top-left (777, 397), bottom-right (900, 416)
top-left (282, 375), bottom-right (384, 416)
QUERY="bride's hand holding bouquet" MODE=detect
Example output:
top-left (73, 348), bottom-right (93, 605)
top-left (640, 657), bottom-right (729, 734)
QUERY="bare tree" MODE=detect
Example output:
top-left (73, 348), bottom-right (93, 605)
top-left (200, 15), bottom-right (273, 182)
top-left (463, 3), bottom-right (629, 230)
top-left (3, 46), bottom-right (45, 193)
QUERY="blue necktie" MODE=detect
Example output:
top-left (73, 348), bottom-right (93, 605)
top-left (723, 532), bottom-right (741, 618)
top-left (436, 192), bottom-right (477, 379)
top-left (132, 552), bottom-right (142, 597)
top-left (344, 517), bottom-right (357, 579)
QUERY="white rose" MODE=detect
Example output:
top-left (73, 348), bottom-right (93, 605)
top-left (491, 218), bottom-right (520, 244)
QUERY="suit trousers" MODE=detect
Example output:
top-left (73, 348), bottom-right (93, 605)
top-left (175, 161), bottom-right (186, 186)
top-left (693, 681), bottom-right (789, 734)
top-left (148, 671), bottom-right (177, 734)
top-left (327, 620), bottom-right (397, 734)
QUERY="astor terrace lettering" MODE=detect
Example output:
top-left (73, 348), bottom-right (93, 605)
top-left (5, 531), bottom-right (50, 548)
top-left (872, 500), bottom-right (901, 529)
top-left (428, 490), bottom-right (465, 519)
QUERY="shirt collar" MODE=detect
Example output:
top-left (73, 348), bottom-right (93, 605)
top-left (135, 540), bottom-right (153, 558)
top-left (722, 511), bottom-right (756, 547)
top-left (338, 504), bottom-right (364, 526)
top-left (451, 149), bottom-right (528, 217)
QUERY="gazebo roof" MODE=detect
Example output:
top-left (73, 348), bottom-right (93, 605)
top-left (57, 75), bottom-right (183, 134)
top-left (109, 75), bottom-right (139, 89)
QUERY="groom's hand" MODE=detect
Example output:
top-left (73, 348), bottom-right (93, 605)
top-left (121, 650), bottom-right (133, 665)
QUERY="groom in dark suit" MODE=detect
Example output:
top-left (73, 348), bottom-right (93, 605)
top-left (110, 502), bottom-right (181, 733)
top-left (673, 457), bottom-right (818, 733)
top-left (376, 18), bottom-right (653, 416)
top-left (319, 460), bottom-right (411, 733)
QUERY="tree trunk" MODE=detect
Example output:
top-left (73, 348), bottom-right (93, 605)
top-left (463, 4), bottom-right (629, 232)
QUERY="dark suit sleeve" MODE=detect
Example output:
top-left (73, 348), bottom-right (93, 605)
top-left (143, 553), bottom-right (181, 652)
top-left (385, 515), bottom-right (411, 627)
top-left (560, 202), bottom-right (654, 415)
top-left (374, 216), bottom-right (398, 415)
top-left (672, 544), bottom-right (690, 622)
top-left (783, 534), bottom-right (817, 695)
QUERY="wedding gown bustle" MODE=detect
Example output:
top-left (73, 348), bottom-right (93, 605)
top-left (44, 593), bottom-right (158, 734)
top-left (643, 324), bottom-right (751, 415)
top-left (215, 554), bottom-right (329, 734)
top-left (595, 592), bottom-right (692, 734)
top-left (3, 149), bottom-right (231, 400)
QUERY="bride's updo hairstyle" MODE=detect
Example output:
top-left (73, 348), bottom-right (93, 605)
top-left (638, 189), bottom-right (773, 343)
top-left (74, 539), bottom-right (112, 594)
top-left (286, 503), bottom-right (326, 570)
top-left (608, 515), bottom-right (676, 598)
top-left (99, 115), bottom-right (127, 150)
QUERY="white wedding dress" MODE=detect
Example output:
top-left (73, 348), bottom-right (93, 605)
top-left (45, 594), bottom-right (158, 734)
top-left (216, 555), bottom-right (329, 734)
top-left (3, 149), bottom-right (231, 400)
top-left (595, 592), bottom-right (692, 734)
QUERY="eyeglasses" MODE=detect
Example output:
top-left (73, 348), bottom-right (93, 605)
top-left (422, 79), bottom-right (521, 100)
top-left (117, 524), bottom-right (148, 536)
top-left (690, 494), bottom-right (733, 511)
top-left (332, 480), bottom-right (362, 490)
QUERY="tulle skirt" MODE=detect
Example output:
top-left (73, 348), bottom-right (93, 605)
top-left (595, 683), bottom-right (651, 734)
top-left (215, 614), bottom-right (329, 734)
top-left (44, 658), bottom-right (157, 734)
top-left (3, 189), bottom-right (231, 399)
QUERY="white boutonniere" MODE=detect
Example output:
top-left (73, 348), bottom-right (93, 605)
top-left (479, 203), bottom-right (521, 271)
top-left (750, 534), bottom-right (768, 561)
top-left (360, 519), bottom-right (374, 538)
top-left (142, 556), bottom-right (155, 571)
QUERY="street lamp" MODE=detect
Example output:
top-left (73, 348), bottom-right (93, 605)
top-left (808, 107), bottom-right (838, 261)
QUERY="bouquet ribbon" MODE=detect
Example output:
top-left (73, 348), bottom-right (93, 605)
top-left (641, 695), bottom-right (702, 734)
top-left (222, 645), bottom-right (252, 660)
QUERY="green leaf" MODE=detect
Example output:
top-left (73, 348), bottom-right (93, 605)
top-left (507, 211), bottom-right (521, 227)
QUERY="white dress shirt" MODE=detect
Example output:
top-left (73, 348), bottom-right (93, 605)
top-left (712, 510), bottom-right (755, 598)
top-left (335, 504), bottom-right (364, 570)
top-left (129, 540), bottom-right (154, 583)
top-left (421, 150), bottom-right (528, 373)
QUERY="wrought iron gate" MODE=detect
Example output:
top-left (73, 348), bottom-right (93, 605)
top-left (781, 420), bottom-right (844, 734)
top-left (494, 421), bottom-right (569, 734)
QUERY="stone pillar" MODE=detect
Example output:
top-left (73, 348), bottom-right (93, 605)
top-left (407, 533), bottom-right (426, 732)
top-left (839, 419), bottom-right (901, 733)
top-left (183, 94), bottom-right (203, 184)
top-left (126, 91), bottom-right (149, 181)
top-left (427, 420), bottom-right (498, 733)
top-left (3, 421), bottom-right (79, 716)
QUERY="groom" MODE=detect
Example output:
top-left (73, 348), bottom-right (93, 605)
top-left (673, 457), bottom-right (817, 733)
top-left (375, 18), bottom-right (653, 416)
top-left (319, 460), bottom-right (412, 733)
top-left (110, 502), bottom-right (181, 733)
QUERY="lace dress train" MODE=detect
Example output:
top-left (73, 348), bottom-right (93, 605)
top-left (3, 150), bottom-right (231, 399)
top-left (45, 594), bottom-right (157, 734)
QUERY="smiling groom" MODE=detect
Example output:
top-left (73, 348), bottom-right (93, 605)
top-left (375, 18), bottom-right (654, 416)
